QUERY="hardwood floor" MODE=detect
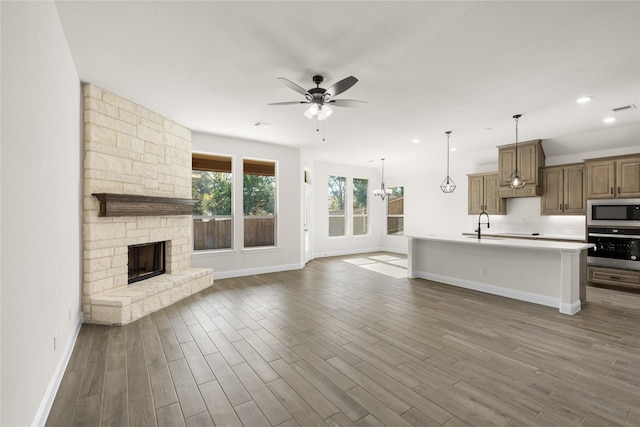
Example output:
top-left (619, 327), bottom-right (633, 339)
top-left (46, 253), bottom-right (640, 426)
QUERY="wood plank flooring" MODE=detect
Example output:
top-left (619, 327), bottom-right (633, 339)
top-left (46, 253), bottom-right (640, 426)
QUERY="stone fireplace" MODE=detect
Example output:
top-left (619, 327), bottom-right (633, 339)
top-left (82, 84), bottom-right (213, 325)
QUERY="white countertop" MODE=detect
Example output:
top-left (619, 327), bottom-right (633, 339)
top-left (409, 234), bottom-right (593, 252)
top-left (460, 232), bottom-right (585, 242)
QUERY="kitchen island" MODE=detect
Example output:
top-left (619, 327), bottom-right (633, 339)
top-left (408, 235), bottom-right (593, 315)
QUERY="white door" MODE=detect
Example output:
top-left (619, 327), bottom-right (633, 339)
top-left (304, 184), bottom-right (313, 263)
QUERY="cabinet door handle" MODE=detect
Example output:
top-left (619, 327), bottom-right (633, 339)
top-left (618, 186), bottom-right (621, 194)
top-left (611, 187), bottom-right (614, 194)
top-left (565, 203), bottom-right (568, 210)
top-left (610, 276), bottom-right (621, 280)
top-left (560, 204), bottom-right (563, 211)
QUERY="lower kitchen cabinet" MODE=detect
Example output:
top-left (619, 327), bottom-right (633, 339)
top-left (588, 266), bottom-right (640, 290)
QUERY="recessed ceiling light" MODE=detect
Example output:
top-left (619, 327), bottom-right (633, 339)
top-left (411, 139), bottom-right (420, 144)
top-left (450, 147), bottom-right (457, 152)
top-left (482, 127), bottom-right (492, 131)
top-left (576, 96), bottom-right (592, 104)
top-left (603, 117), bottom-right (616, 124)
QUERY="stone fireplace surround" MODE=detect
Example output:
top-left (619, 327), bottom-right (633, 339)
top-left (83, 84), bottom-right (213, 325)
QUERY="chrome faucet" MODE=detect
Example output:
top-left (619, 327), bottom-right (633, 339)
top-left (476, 211), bottom-right (490, 239)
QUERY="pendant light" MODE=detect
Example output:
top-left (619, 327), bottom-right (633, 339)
top-left (506, 114), bottom-right (527, 189)
top-left (440, 131), bottom-right (456, 193)
top-left (373, 158), bottom-right (393, 200)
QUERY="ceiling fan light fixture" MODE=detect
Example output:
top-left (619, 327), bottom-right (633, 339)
top-left (317, 105), bottom-right (333, 120)
top-left (272, 75), bottom-right (364, 123)
top-left (304, 103), bottom-right (321, 119)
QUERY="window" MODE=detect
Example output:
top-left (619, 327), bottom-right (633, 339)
top-left (244, 159), bottom-right (276, 247)
top-left (192, 154), bottom-right (233, 250)
top-left (387, 186), bottom-right (404, 235)
top-left (328, 175), bottom-right (346, 237)
top-left (353, 178), bottom-right (369, 235)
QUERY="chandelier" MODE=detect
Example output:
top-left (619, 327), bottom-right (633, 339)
top-left (373, 158), bottom-right (393, 200)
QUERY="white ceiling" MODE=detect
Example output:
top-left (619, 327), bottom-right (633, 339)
top-left (55, 1), bottom-right (640, 176)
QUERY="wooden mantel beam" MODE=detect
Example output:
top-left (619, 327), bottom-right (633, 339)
top-left (92, 193), bottom-right (197, 217)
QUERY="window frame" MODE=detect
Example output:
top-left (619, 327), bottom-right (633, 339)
top-left (328, 175), bottom-right (347, 238)
top-left (386, 186), bottom-right (404, 236)
top-left (243, 157), bottom-right (277, 249)
top-left (352, 177), bottom-right (369, 236)
top-left (191, 153), bottom-right (234, 252)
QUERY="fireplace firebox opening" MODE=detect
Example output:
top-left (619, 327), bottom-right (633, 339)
top-left (128, 241), bottom-right (166, 284)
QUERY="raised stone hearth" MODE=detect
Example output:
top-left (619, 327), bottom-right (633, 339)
top-left (83, 84), bottom-right (213, 325)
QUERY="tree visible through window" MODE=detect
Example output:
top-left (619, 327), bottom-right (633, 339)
top-left (192, 154), bottom-right (232, 250)
top-left (353, 178), bottom-right (369, 235)
top-left (387, 187), bottom-right (404, 235)
top-left (328, 176), bottom-right (346, 237)
top-left (244, 159), bottom-right (276, 247)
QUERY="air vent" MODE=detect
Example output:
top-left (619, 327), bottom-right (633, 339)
top-left (612, 104), bottom-right (637, 112)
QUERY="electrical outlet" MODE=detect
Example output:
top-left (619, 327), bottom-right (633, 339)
top-left (481, 266), bottom-right (487, 275)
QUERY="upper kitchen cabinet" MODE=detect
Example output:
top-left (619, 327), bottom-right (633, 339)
top-left (586, 154), bottom-right (640, 199)
top-left (541, 163), bottom-right (586, 215)
top-left (497, 139), bottom-right (545, 198)
top-left (468, 172), bottom-right (506, 215)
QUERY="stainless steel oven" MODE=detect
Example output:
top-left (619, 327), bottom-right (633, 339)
top-left (587, 199), bottom-right (640, 271)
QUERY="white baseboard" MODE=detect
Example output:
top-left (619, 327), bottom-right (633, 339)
top-left (314, 247), bottom-right (405, 258)
top-left (560, 300), bottom-right (581, 315)
top-left (380, 246), bottom-right (408, 255)
top-left (414, 271), bottom-right (562, 310)
top-left (32, 313), bottom-right (84, 427)
top-left (213, 262), bottom-right (304, 280)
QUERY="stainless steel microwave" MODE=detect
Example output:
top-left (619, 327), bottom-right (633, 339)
top-left (587, 199), bottom-right (640, 227)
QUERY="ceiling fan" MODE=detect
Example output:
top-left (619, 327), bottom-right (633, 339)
top-left (269, 75), bottom-right (367, 120)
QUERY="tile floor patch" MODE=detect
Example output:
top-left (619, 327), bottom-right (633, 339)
top-left (361, 263), bottom-right (407, 279)
top-left (390, 259), bottom-right (408, 268)
top-left (344, 258), bottom-right (376, 265)
top-left (369, 255), bottom-right (401, 262)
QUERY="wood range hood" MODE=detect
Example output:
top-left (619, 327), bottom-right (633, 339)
top-left (92, 193), bottom-right (197, 217)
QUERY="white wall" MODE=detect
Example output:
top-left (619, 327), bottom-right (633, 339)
top-left (402, 169), bottom-right (469, 239)
top-left (191, 132), bottom-right (302, 277)
top-left (1, 2), bottom-right (82, 425)
top-left (312, 161), bottom-right (386, 257)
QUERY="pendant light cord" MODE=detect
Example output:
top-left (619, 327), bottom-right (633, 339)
top-left (446, 132), bottom-right (451, 177)
top-left (514, 114), bottom-right (520, 173)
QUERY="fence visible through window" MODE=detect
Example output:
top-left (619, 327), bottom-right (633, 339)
top-left (192, 154), bottom-right (233, 251)
top-left (387, 187), bottom-right (404, 235)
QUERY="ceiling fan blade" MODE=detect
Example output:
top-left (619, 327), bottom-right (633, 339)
top-left (268, 101), bottom-right (309, 106)
top-left (277, 77), bottom-right (310, 96)
top-left (327, 99), bottom-right (367, 107)
top-left (325, 76), bottom-right (358, 98)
